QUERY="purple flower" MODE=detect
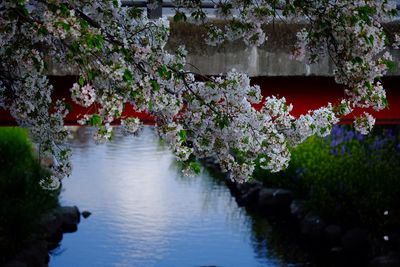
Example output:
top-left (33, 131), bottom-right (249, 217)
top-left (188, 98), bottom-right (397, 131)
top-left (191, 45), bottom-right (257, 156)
top-left (355, 133), bottom-right (364, 141)
top-left (370, 138), bottom-right (386, 150)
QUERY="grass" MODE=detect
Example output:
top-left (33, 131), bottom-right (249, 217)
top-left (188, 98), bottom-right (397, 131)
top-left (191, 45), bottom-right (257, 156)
top-left (0, 127), bottom-right (60, 264)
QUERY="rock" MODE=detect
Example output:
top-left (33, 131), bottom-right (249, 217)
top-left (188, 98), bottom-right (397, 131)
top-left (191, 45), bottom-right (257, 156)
top-left (15, 240), bottom-right (48, 267)
top-left (237, 185), bottom-right (262, 206)
top-left (40, 212), bottom-right (62, 242)
top-left (341, 228), bottom-right (371, 267)
top-left (257, 188), bottom-right (294, 209)
top-left (236, 181), bottom-right (262, 195)
top-left (55, 206), bottom-right (80, 225)
top-left (235, 183), bottom-right (245, 193)
top-left (61, 223), bottom-right (78, 233)
top-left (386, 231), bottom-right (400, 249)
top-left (341, 228), bottom-right (370, 254)
top-left (47, 241), bottom-right (60, 251)
top-left (46, 229), bottom-right (63, 244)
top-left (324, 225), bottom-right (342, 245)
top-left (54, 206), bottom-right (80, 234)
top-left (224, 178), bottom-right (235, 191)
top-left (81, 210), bottom-right (92, 219)
top-left (369, 255), bottom-right (400, 267)
top-left (329, 247), bottom-right (343, 258)
top-left (5, 205), bottom-right (82, 266)
top-left (330, 246), bottom-right (343, 253)
top-left (301, 212), bottom-right (326, 239)
top-left (290, 199), bottom-right (307, 221)
top-left (328, 247), bottom-right (345, 267)
top-left (3, 260), bottom-right (28, 267)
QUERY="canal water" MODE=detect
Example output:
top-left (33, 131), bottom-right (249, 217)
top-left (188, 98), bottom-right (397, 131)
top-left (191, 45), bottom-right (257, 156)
top-left (50, 126), bottom-right (304, 267)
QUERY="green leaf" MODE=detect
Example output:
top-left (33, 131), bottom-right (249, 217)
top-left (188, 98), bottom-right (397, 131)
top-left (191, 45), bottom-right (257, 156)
top-left (384, 60), bottom-right (397, 72)
top-left (128, 7), bottom-right (144, 19)
top-left (218, 3), bottom-right (233, 16)
top-left (88, 70), bottom-right (95, 81)
top-left (352, 57), bottom-right (363, 64)
top-left (157, 65), bottom-right (172, 80)
top-left (55, 21), bottom-right (71, 31)
top-left (88, 114), bottom-right (102, 126)
top-left (16, 5), bottom-right (29, 16)
top-left (216, 114), bottom-right (229, 129)
top-left (65, 103), bottom-right (73, 113)
top-left (59, 3), bottom-right (70, 17)
top-left (178, 129), bottom-right (187, 142)
top-left (123, 69), bottom-right (133, 82)
top-left (365, 81), bottom-right (373, 92)
top-left (191, 10), bottom-right (206, 21)
top-left (31, 56), bottom-right (41, 71)
top-left (190, 161), bottom-right (201, 174)
top-left (86, 34), bottom-right (104, 49)
top-left (78, 76), bottom-right (85, 86)
top-left (150, 80), bottom-right (160, 91)
top-left (389, 9), bottom-right (398, 17)
top-left (79, 19), bottom-right (89, 31)
top-left (173, 11), bottom-right (187, 22)
top-left (69, 41), bottom-right (80, 54)
top-left (206, 81), bottom-right (215, 88)
top-left (148, 100), bottom-right (154, 111)
top-left (37, 27), bottom-right (48, 36)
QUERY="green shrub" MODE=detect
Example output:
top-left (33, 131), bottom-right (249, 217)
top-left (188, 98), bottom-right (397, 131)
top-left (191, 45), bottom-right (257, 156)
top-left (254, 125), bottom-right (400, 236)
top-left (0, 127), bottom-right (60, 263)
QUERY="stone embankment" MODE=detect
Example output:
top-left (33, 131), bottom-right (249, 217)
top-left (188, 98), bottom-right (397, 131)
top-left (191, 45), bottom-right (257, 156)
top-left (4, 206), bottom-right (90, 267)
top-left (203, 158), bottom-right (400, 267)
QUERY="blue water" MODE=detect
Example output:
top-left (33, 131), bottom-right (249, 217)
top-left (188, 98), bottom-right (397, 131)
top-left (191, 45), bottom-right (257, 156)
top-left (50, 126), bottom-right (287, 267)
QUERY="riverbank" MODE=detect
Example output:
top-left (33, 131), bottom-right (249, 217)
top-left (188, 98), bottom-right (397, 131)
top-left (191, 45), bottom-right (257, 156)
top-left (0, 128), bottom-right (59, 265)
top-left (3, 206), bottom-right (84, 267)
top-left (204, 156), bottom-right (400, 267)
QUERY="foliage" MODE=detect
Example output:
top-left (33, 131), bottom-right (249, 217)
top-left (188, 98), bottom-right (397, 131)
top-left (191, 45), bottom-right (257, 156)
top-left (0, 0), bottom-right (399, 184)
top-left (0, 127), bottom-right (60, 264)
top-left (254, 125), bottom-right (400, 235)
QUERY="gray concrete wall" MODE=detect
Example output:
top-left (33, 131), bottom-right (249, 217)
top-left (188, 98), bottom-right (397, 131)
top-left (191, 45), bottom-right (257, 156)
top-left (48, 21), bottom-right (400, 77)
top-left (167, 21), bottom-right (400, 77)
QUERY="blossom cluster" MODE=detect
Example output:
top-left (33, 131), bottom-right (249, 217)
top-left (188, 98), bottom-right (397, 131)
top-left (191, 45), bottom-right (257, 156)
top-left (290, 1), bottom-right (397, 134)
top-left (394, 33), bottom-right (400, 49)
top-left (0, 0), bottom-right (397, 186)
top-left (70, 83), bottom-right (96, 107)
top-left (175, 0), bottom-right (397, 132)
top-left (354, 112), bottom-right (376, 135)
top-left (121, 117), bottom-right (143, 135)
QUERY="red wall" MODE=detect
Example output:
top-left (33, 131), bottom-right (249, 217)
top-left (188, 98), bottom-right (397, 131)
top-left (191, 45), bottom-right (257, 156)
top-left (1, 76), bottom-right (399, 125)
top-left (252, 76), bottom-right (400, 124)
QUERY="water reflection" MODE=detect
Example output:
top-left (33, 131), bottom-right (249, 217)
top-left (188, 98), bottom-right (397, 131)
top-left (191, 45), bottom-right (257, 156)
top-left (51, 126), bottom-right (300, 267)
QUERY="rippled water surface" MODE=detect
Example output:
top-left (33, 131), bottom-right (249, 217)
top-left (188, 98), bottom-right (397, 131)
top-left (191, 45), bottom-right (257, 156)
top-left (51, 127), bottom-right (287, 267)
